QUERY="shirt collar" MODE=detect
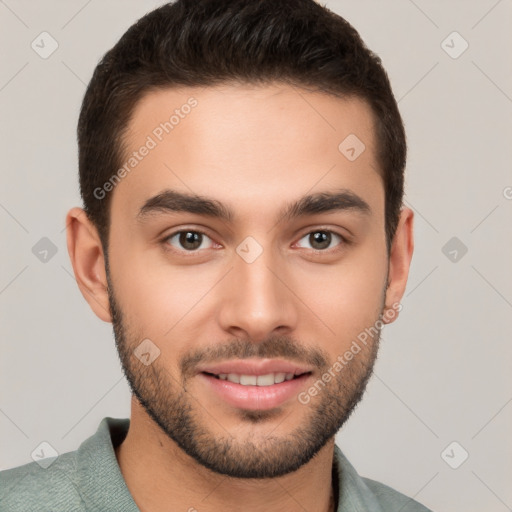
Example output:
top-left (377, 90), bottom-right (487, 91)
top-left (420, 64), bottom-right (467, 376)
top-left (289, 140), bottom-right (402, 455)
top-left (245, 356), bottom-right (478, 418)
top-left (333, 444), bottom-right (384, 511)
top-left (76, 417), bottom-right (138, 512)
top-left (77, 417), bottom-right (383, 512)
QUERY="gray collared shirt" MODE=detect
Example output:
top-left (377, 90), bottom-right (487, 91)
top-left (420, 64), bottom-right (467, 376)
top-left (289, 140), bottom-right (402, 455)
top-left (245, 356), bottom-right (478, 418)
top-left (0, 417), bottom-right (433, 511)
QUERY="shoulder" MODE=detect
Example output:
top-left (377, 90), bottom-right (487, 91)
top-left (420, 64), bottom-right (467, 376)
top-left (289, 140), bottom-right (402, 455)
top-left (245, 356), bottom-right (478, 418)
top-left (0, 417), bottom-right (132, 512)
top-left (361, 476), bottom-right (433, 512)
top-left (0, 451), bottom-right (86, 512)
top-left (333, 444), bottom-right (434, 512)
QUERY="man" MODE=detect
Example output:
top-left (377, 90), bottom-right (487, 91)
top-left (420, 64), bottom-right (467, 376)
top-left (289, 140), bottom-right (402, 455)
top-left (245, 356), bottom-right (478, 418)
top-left (0, 0), bottom-right (432, 510)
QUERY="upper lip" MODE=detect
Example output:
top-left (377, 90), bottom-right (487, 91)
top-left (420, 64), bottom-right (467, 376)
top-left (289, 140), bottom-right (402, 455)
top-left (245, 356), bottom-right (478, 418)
top-left (197, 359), bottom-right (313, 376)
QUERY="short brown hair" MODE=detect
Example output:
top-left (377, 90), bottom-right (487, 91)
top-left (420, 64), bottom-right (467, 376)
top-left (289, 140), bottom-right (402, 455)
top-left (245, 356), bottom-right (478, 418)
top-left (78, 0), bottom-right (406, 253)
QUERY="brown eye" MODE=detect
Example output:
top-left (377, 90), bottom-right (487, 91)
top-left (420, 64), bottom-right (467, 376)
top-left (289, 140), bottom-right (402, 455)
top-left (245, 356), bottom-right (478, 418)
top-left (296, 230), bottom-right (344, 251)
top-left (166, 230), bottom-right (213, 251)
top-left (310, 231), bottom-right (331, 250)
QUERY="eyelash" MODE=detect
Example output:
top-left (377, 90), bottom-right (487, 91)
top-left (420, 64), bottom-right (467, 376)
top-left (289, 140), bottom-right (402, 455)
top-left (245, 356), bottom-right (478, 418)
top-left (161, 227), bottom-right (350, 257)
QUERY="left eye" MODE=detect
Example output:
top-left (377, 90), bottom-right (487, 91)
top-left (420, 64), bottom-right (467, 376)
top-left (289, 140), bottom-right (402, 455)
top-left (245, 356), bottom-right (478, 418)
top-left (296, 230), bottom-right (344, 251)
top-left (165, 230), bottom-right (214, 251)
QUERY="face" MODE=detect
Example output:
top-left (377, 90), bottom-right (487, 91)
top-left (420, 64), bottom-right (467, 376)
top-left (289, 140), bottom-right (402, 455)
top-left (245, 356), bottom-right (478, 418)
top-left (105, 83), bottom-right (391, 478)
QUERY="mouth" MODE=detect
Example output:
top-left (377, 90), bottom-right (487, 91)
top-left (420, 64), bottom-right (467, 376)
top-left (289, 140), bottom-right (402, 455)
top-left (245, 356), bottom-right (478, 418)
top-left (197, 360), bottom-right (314, 410)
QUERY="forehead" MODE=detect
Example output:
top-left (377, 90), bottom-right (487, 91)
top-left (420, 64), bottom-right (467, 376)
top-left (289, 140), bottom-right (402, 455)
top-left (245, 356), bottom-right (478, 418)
top-left (112, 83), bottom-right (383, 225)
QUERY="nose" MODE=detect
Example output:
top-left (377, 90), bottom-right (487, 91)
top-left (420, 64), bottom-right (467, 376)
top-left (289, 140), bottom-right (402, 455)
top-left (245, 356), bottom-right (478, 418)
top-left (217, 243), bottom-right (299, 343)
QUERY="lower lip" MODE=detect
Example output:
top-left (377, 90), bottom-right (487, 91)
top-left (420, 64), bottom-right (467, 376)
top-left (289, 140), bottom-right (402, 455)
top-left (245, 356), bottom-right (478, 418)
top-left (199, 373), bottom-right (311, 410)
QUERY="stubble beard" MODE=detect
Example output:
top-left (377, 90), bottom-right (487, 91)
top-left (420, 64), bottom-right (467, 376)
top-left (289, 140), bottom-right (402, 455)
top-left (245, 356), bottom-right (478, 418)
top-left (107, 270), bottom-right (384, 479)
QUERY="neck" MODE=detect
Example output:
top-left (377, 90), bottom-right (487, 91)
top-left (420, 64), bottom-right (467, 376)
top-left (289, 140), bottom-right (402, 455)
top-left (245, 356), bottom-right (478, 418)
top-left (115, 403), bottom-right (337, 512)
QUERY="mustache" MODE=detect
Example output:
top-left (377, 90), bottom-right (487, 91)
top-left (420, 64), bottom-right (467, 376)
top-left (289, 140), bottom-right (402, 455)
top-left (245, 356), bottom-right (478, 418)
top-left (180, 335), bottom-right (329, 379)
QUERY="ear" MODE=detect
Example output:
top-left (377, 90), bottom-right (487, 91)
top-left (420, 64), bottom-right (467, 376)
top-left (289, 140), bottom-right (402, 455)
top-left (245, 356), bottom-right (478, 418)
top-left (383, 207), bottom-right (414, 324)
top-left (66, 207), bottom-right (112, 322)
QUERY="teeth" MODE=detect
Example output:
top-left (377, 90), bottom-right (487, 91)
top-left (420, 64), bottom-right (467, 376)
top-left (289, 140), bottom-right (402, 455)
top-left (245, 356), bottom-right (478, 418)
top-left (215, 372), bottom-right (300, 386)
top-left (274, 372), bottom-right (286, 383)
top-left (239, 375), bottom-right (257, 385)
top-left (256, 373), bottom-right (275, 386)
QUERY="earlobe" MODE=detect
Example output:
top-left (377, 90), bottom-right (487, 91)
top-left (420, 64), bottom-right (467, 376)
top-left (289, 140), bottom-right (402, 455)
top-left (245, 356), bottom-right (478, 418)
top-left (383, 207), bottom-right (414, 324)
top-left (66, 207), bottom-right (112, 323)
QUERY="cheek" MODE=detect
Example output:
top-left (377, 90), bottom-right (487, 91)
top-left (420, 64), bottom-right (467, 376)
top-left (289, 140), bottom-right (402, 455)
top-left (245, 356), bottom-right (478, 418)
top-left (108, 241), bottom-right (218, 353)
top-left (293, 244), bottom-right (387, 356)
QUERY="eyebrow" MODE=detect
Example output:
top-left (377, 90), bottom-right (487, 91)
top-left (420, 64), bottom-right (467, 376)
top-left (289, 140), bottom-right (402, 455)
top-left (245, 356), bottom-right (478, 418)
top-left (137, 188), bottom-right (371, 223)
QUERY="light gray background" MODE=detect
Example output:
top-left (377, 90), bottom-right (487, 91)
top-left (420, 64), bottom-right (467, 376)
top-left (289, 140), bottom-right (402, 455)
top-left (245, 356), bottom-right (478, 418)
top-left (1, 1), bottom-right (511, 511)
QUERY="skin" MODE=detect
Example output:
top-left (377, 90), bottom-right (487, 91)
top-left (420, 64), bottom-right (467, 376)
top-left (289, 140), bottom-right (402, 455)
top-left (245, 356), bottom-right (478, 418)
top-left (66, 83), bottom-right (414, 512)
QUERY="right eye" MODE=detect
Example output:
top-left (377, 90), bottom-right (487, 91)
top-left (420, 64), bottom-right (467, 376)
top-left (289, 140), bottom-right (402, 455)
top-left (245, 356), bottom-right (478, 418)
top-left (164, 230), bottom-right (216, 252)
